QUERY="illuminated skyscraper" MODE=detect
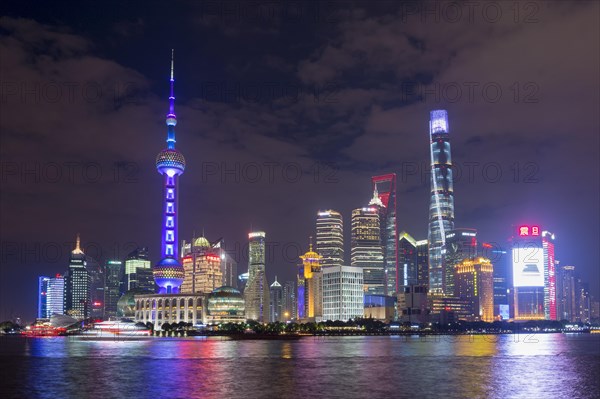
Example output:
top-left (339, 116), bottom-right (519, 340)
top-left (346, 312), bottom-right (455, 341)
top-left (46, 274), bottom-right (65, 317)
top-left (299, 241), bottom-right (323, 321)
top-left (244, 231), bottom-right (270, 322)
top-left (557, 265), bottom-right (576, 322)
top-left (153, 50), bottom-right (186, 294)
top-left (371, 174), bottom-right (398, 296)
top-left (322, 265), bottom-right (364, 321)
top-left (181, 236), bottom-right (222, 294)
top-left (282, 280), bottom-right (297, 321)
top-left (542, 231), bottom-right (557, 320)
top-left (443, 228), bottom-right (478, 296)
top-left (64, 235), bottom-right (91, 319)
top-left (270, 277), bottom-right (283, 322)
top-left (427, 110), bottom-right (455, 295)
top-left (398, 232), bottom-right (417, 287)
top-left (38, 277), bottom-right (49, 319)
top-left (455, 257), bottom-right (494, 322)
top-left (416, 239), bottom-right (429, 286)
top-left (351, 207), bottom-right (384, 295)
top-left (316, 210), bottom-right (344, 267)
top-left (104, 260), bottom-right (122, 319)
top-left (125, 247), bottom-right (152, 291)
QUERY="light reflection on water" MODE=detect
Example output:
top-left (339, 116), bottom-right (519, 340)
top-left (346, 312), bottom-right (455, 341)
top-left (1, 334), bottom-right (598, 399)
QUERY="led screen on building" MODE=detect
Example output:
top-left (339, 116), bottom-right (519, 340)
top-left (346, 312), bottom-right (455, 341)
top-left (512, 246), bottom-right (544, 287)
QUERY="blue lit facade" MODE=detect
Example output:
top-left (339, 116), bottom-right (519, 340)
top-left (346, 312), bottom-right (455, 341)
top-left (427, 110), bottom-right (455, 296)
top-left (154, 50), bottom-right (186, 294)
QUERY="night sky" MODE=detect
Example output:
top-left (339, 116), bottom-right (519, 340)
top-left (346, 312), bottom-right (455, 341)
top-left (1, 1), bottom-right (598, 321)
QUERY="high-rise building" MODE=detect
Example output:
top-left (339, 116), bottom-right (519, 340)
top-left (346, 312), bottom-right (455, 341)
top-left (299, 242), bottom-right (323, 321)
top-left (576, 279), bottom-right (591, 323)
top-left (557, 265), bottom-right (577, 322)
top-left (351, 207), bottom-right (384, 295)
top-left (104, 260), bottom-right (123, 319)
top-left (282, 280), bottom-right (297, 321)
top-left (454, 257), bottom-right (494, 322)
top-left (181, 236), bottom-right (223, 294)
top-left (270, 277), bottom-right (283, 322)
top-left (153, 50), bottom-right (186, 294)
top-left (371, 174), bottom-right (398, 296)
top-left (542, 231), bottom-right (557, 320)
top-left (46, 274), bottom-right (65, 317)
top-left (316, 210), bottom-right (344, 267)
top-left (416, 239), bottom-right (429, 286)
top-left (491, 248), bottom-right (509, 319)
top-left (297, 264), bottom-right (306, 320)
top-left (443, 228), bottom-right (478, 296)
top-left (398, 232), bottom-right (417, 287)
top-left (86, 256), bottom-right (105, 319)
top-left (244, 231), bottom-right (270, 322)
top-left (511, 225), bottom-right (545, 320)
top-left (322, 265), bottom-right (364, 322)
top-left (125, 247), bottom-right (152, 291)
top-left (427, 110), bottom-right (455, 296)
top-left (38, 277), bottom-right (49, 319)
top-left (64, 235), bottom-right (91, 319)
top-left (216, 240), bottom-right (238, 289)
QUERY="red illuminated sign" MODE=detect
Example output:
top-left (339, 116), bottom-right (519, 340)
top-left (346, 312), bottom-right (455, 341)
top-left (518, 225), bottom-right (540, 236)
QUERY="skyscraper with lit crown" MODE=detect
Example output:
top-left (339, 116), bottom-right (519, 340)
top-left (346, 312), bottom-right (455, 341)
top-left (153, 50), bottom-right (186, 294)
top-left (427, 110), bottom-right (455, 296)
top-left (244, 231), bottom-right (270, 321)
top-left (300, 240), bottom-right (323, 321)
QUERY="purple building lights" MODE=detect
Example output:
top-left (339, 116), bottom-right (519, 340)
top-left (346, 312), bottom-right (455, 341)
top-left (153, 50), bottom-right (185, 294)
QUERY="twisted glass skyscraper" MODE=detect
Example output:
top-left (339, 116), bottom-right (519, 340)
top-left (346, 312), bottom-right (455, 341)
top-left (427, 110), bottom-right (455, 295)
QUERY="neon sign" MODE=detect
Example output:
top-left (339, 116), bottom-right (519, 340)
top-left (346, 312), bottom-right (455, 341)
top-left (518, 225), bottom-right (540, 236)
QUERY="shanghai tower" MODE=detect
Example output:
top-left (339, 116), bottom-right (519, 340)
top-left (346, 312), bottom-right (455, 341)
top-left (427, 110), bottom-right (454, 296)
top-left (153, 50), bottom-right (186, 294)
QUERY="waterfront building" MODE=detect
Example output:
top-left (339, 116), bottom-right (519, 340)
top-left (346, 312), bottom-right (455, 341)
top-left (38, 277), bottom-right (49, 319)
top-left (206, 286), bottom-right (245, 324)
top-left (443, 228), bottom-right (478, 296)
top-left (364, 294), bottom-right (396, 321)
top-left (153, 50), bottom-right (185, 294)
top-left (244, 231), bottom-right (270, 322)
top-left (282, 280), bottom-right (297, 321)
top-left (322, 265), bottom-right (364, 322)
top-left (299, 242), bottom-right (323, 322)
top-left (104, 260), bottom-right (123, 319)
top-left (454, 257), bottom-right (494, 322)
top-left (542, 231), bottom-right (557, 320)
top-left (398, 232), bottom-right (417, 287)
top-left (180, 236), bottom-right (223, 294)
top-left (269, 277), bottom-right (283, 322)
top-left (64, 235), bottom-right (91, 319)
top-left (557, 265), bottom-right (577, 321)
top-left (427, 110), bottom-right (455, 296)
top-left (371, 174), bottom-right (398, 296)
top-left (316, 210), bottom-right (344, 268)
top-left (398, 284), bottom-right (429, 323)
top-left (351, 207), bottom-right (384, 295)
top-left (46, 274), bottom-right (65, 317)
top-left (125, 247), bottom-right (153, 292)
top-left (134, 293), bottom-right (205, 329)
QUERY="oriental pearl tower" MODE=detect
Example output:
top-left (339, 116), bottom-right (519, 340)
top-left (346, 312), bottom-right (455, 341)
top-left (153, 50), bottom-right (185, 294)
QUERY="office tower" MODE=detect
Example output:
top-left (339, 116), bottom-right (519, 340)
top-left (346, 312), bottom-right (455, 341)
top-left (316, 210), bottom-right (344, 267)
top-left (351, 207), bottom-right (384, 295)
top-left (64, 235), bottom-right (91, 319)
top-left (454, 257), bottom-right (494, 322)
top-left (558, 265), bottom-right (577, 321)
top-left (371, 174), bottom-right (398, 296)
top-left (322, 265), bottom-right (364, 321)
top-left (104, 260), bottom-right (122, 319)
top-left (491, 248), bottom-right (509, 319)
top-left (153, 50), bottom-right (185, 294)
top-left (282, 280), bottom-right (297, 321)
top-left (125, 247), bottom-right (152, 291)
top-left (216, 240), bottom-right (238, 289)
top-left (86, 256), bottom-right (104, 319)
top-left (299, 242), bottom-right (323, 321)
top-left (542, 231), bottom-right (557, 320)
top-left (38, 277), bottom-right (49, 319)
top-left (443, 228), bottom-right (478, 296)
top-left (427, 110), bottom-right (455, 296)
top-left (46, 274), bottom-right (65, 317)
top-left (270, 277), bottom-right (283, 322)
top-left (297, 264), bottom-right (306, 320)
top-left (576, 279), bottom-right (591, 323)
top-left (238, 272), bottom-right (249, 293)
top-left (398, 232), bottom-right (417, 287)
top-left (244, 231), bottom-right (270, 322)
top-left (511, 225), bottom-right (545, 320)
top-left (181, 236), bottom-right (223, 294)
top-left (416, 239), bottom-right (429, 286)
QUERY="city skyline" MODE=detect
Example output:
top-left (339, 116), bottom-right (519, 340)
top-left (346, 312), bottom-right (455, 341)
top-left (1, 3), bottom-right (599, 321)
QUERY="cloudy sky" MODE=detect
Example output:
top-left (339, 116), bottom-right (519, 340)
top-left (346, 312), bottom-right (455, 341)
top-left (1, 1), bottom-right (598, 320)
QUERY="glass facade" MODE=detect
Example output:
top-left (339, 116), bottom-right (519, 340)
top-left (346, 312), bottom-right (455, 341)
top-left (351, 207), bottom-right (384, 295)
top-left (316, 210), bottom-right (344, 267)
top-left (323, 265), bottom-right (364, 321)
top-left (244, 232), bottom-right (270, 321)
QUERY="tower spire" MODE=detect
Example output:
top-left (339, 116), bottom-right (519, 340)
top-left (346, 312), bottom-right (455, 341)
top-left (165, 49), bottom-right (177, 149)
top-left (72, 233), bottom-right (83, 255)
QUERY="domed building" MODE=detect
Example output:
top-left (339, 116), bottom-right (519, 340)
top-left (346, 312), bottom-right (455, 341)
top-left (117, 290), bottom-right (146, 318)
top-left (206, 286), bottom-right (245, 324)
top-left (180, 236), bottom-right (223, 294)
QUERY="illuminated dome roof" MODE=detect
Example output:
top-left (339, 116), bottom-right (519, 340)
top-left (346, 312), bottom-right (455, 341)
top-left (300, 244), bottom-right (322, 263)
top-left (209, 286), bottom-right (242, 298)
top-left (156, 149), bottom-right (186, 173)
top-left (117, 290), bottom-right (145, 318)
top-left (193, 236), bottom-right (211, 248)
